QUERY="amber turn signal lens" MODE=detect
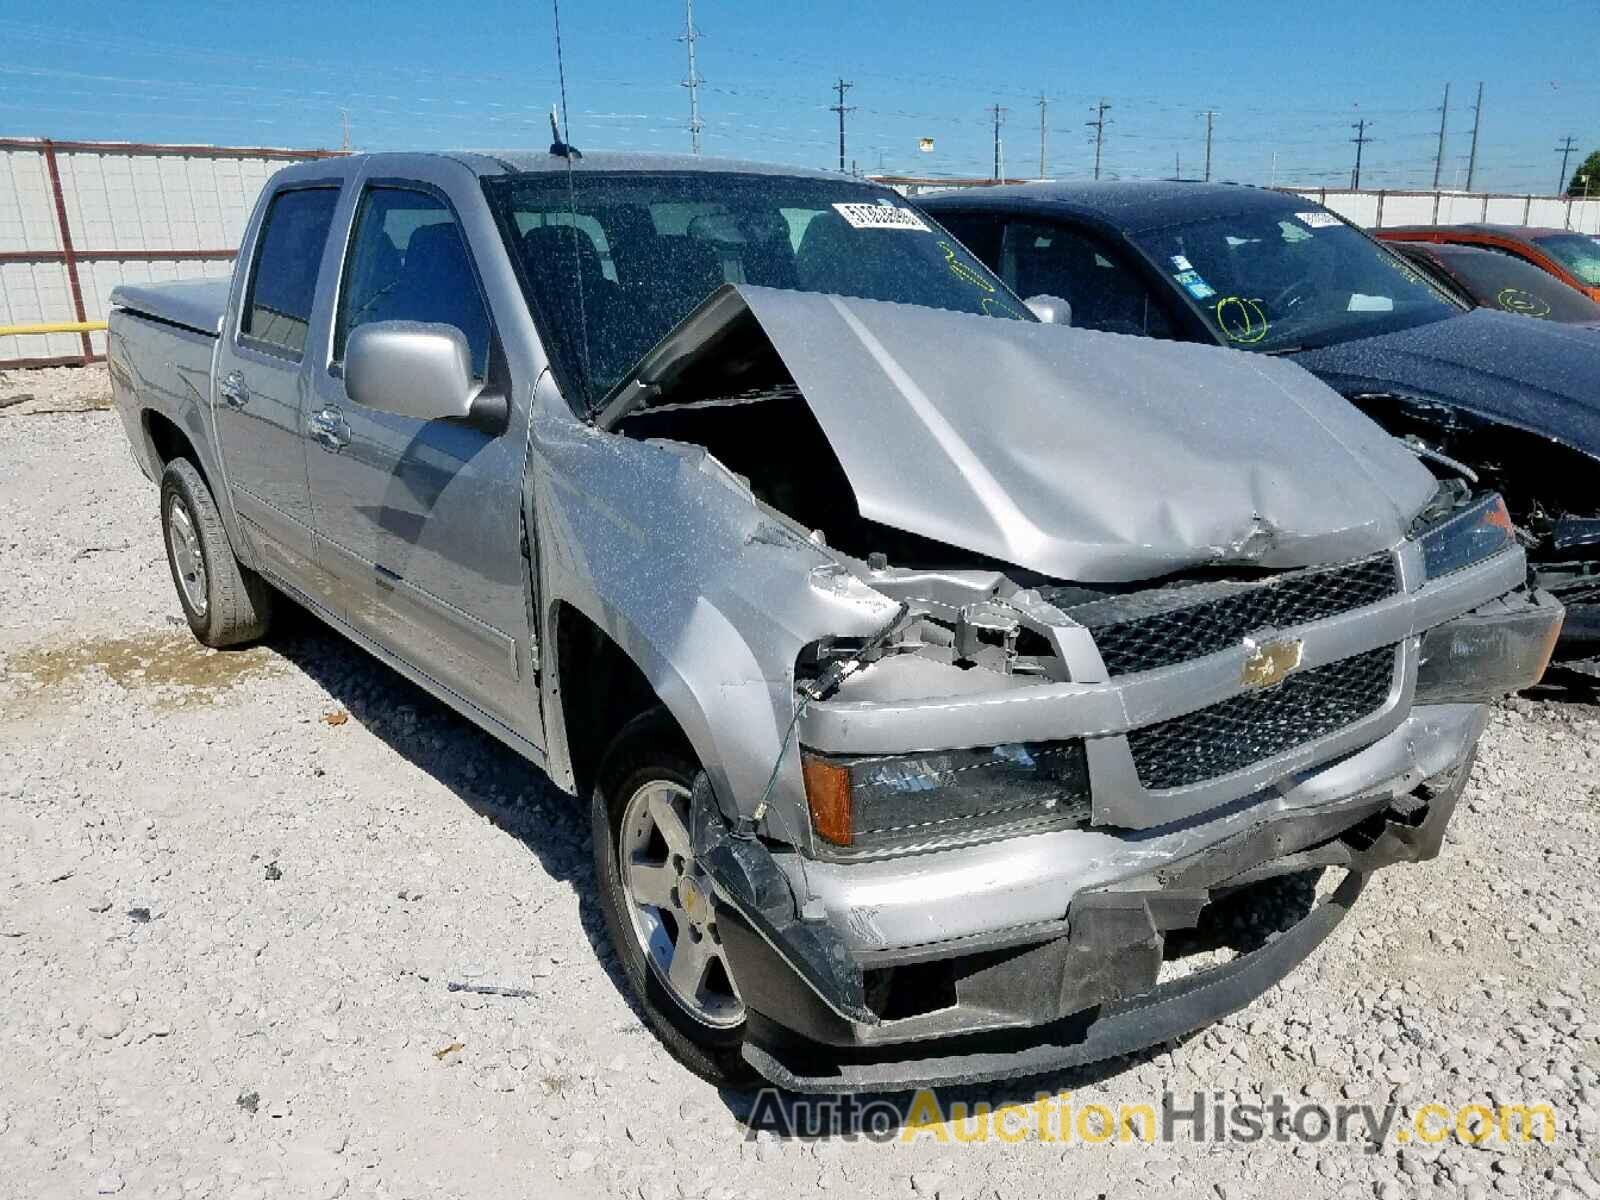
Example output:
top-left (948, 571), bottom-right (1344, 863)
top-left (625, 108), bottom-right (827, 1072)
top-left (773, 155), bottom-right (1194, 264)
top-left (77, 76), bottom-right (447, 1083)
top-left (801, 754), bottom-right (853, 846)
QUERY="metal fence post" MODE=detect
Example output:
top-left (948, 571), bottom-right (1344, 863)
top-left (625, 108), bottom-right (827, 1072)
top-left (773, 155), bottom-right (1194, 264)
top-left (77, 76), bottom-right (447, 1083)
top-left (40, 140), bottom-right (93, 364)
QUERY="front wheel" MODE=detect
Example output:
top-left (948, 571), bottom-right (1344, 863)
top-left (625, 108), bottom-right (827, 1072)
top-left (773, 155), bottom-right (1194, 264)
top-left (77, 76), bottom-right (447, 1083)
top-left (159, 457), bottom-right (272, 648)
top-left (592, 710), bottom-right (756, 1089)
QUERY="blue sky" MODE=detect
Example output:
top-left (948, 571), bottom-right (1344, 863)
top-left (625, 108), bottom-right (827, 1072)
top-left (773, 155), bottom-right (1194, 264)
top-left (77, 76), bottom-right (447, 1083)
top-left (3, 1), bottom-right (1598, 194)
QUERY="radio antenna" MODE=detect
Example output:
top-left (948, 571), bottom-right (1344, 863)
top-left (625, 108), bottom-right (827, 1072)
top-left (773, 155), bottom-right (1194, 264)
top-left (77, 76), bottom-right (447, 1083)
top-left (548, 0), bottom-right (581, 158)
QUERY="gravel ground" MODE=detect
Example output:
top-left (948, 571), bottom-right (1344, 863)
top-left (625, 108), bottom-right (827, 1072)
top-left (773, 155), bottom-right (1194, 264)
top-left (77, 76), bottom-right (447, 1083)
top-left (3, 364), bottom-right (1600, 1200)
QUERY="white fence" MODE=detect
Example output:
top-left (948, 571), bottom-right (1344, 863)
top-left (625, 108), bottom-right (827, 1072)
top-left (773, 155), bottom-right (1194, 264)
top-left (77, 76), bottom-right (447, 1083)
top-left (0, 137), bottom-right (339, 367)
top-left (1290, 187), bottom-right (1600, 234)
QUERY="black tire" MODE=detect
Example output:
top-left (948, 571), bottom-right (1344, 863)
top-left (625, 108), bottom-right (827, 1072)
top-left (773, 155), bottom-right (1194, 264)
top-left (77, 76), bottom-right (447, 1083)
top-left (158, 457), bottom-right (272, 648)
top-left (592, 709), bottom-right (757, 1090)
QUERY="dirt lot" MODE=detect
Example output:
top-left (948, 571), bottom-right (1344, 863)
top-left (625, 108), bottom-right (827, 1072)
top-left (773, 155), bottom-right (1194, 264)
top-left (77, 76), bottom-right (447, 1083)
top-left (3, 365), bottom-right (1600, 1200)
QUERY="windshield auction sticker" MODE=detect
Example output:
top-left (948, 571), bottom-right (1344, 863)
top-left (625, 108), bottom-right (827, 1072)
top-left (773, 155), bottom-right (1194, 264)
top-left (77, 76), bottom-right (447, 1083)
top-left (1295, 211), bottom-right (1343, 229)
top-left (832, 202), bottom-right (931, 232)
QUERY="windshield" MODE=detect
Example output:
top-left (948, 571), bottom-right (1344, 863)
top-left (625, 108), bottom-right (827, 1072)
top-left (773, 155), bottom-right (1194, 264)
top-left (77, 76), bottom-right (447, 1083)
top-left (484, 171), bottom-right (1029, 407)
top-left (1129, 207), bottom-right (1461, 352)
top-left (1532, 233), bottom-right (1600, 287)
top-left (1431, 245), bottom-right (1600, 323)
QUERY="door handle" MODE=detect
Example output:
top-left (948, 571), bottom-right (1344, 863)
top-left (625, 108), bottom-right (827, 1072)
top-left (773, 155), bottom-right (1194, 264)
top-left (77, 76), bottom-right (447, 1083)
top-left (307, 406), bottom-right (350, 453)
top-left (218, 371), bottom-right (249, 408)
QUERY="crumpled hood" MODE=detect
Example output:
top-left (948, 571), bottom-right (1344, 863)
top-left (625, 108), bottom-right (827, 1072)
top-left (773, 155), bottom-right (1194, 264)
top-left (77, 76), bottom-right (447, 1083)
top-left (610, 284), bottom-right (1437, 583)
top-left (1291, 307), bottom-right (1600, 456)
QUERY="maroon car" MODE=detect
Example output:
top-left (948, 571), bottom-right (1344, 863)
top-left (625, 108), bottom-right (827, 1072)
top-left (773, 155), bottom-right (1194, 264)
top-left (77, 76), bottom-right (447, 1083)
top-left (1389, 241), bottom-right (1600, 326)
top-left (1379, 224), bottom-right (1600, 303)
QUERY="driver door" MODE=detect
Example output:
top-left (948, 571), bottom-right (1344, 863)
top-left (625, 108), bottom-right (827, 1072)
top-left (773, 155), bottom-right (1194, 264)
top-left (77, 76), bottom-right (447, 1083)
top-left (305, 182), bottom-right (539, 745)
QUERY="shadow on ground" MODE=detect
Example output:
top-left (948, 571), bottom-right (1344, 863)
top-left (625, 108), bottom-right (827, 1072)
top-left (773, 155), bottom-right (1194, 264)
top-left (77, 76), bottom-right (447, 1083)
top-left (257, 602), bottom-right (632, 1000)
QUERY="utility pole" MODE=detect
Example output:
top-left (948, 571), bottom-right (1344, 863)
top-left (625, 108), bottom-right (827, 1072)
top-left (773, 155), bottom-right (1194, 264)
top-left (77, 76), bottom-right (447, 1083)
top-left (1036, 93), bottom-right (1048, 178)
top-left (1465, 82), bottom-right (1484, 191)
top-left (1556, 135), bottom-right (1579, 196)
top-left (989, 103), bottom-right (1007, 181)
top-left (1270, 150), bottom-right (1279, 188)
top-left (1431, 83), bottom-right (1450, 189)
top-left (1200, 109), bottom-right (1217, 182)
top-left (1087, 99), bottom-right (1110, 181)
top-left (829, 78), bottom-right (855, 174)
top-left (339, 108), bottom-right (350, 152)
top-left (1350, 119), bottom-right (1373, 189)
top-left (681, 0), bottom-right (704, 155)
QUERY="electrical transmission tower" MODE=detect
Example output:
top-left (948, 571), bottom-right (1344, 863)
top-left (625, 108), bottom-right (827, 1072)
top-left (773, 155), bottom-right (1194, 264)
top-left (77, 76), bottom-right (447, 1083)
top-left (1431, 83), bottom-right (1450, 189)
top-left (989, 103), bottom-right (1007, 180)
top-left (1557, 135), bottom-right (1579, 196)
top-left (830, 78), bottom-right (855, 174)
top-left (681, 0), bottom-right (704, 155)
top-left (1465, 82), bottom-right (1484, 191)
top-left (1350, 119), bottom-right (1373, 189)
top-left (1087, 100), bottom-right (1111, 180)
top-left (1037, 93), bottom-right (1048, 178)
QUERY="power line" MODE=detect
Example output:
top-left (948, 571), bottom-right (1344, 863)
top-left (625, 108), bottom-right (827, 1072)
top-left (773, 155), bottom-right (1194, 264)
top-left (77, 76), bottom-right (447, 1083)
top-left (829, 77), bottom-right (855, 173)
top-left (680, 0), bottom-right (704, 155)
top-left (1466, 82), bottom-right (1485, 190)
top-left (1350, 118), bottom-right (1373, 189)
top-left (1431, 83), bottom-right (1450, 189)
top-left (1556, 134), bottom-right (1579, 196)
top-left (1087, 99), bottom-right (1111, 180)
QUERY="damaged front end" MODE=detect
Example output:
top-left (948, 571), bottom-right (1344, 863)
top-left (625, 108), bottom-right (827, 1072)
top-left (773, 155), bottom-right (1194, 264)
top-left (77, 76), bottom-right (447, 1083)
top-left (580, 286), bottom-right (1559, 1091)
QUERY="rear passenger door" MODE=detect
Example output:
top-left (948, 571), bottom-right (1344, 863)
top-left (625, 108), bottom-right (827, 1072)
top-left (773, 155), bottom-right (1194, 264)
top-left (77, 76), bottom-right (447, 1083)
top-left (305, 180), bottom-right (539, 744)
top-left (214, 184), bottom-right (341, 587)
top-left (998, 220), bottom-right (1177, 338)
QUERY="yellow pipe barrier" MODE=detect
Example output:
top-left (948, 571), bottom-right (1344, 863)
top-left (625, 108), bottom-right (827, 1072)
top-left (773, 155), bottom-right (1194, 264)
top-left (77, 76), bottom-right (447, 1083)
top-left (0, 320), bottom-right (107, 336)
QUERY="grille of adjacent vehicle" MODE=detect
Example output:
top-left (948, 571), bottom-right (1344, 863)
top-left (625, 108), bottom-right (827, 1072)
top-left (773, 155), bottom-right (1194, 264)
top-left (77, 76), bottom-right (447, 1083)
top-left (1053, 552), bottom-right (1401, 677)
top-left (1126, 645), bottom-right (1399, 792)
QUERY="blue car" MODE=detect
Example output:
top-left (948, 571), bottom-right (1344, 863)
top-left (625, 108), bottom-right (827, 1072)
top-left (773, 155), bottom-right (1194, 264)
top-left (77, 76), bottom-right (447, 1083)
top-left (922, 182), bottom-right (1600, 661)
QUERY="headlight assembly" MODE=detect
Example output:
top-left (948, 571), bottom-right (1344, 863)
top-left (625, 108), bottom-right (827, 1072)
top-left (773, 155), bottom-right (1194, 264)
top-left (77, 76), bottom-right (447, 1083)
top-left (801, 740), bottom-right (1090, 856)
top-left (1416, 493), bottom-right (1516, 580)
top-left (1414, 588), bottom-right (1564, 704)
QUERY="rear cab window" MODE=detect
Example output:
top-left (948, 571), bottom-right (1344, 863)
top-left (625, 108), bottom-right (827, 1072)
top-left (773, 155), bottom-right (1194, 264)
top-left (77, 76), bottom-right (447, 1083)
top-left (334, 186), bottom-right (493, 379)
top-left (240, 187), bottom-right (341, 359)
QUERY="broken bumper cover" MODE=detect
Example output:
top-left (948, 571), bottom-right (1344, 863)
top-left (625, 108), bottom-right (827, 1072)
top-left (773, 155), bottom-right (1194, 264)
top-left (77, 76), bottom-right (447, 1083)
top-left (697, 703), bottom-right (1484, 1093)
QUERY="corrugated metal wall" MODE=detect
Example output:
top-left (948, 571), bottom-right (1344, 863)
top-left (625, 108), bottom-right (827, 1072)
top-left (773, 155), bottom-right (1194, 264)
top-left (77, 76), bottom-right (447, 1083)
top-left (1291, 187), bottom-right (1600, 234)
top-left (0, 138), bottom-right (339, 367)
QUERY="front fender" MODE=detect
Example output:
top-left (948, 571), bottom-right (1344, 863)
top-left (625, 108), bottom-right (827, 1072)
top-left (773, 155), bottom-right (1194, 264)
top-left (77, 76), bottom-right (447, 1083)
top-left (531, 410), bottom-right (900, 832)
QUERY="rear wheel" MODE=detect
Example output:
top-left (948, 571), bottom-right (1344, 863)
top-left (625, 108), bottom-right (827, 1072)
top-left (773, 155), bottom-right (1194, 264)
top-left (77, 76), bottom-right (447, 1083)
top-left (592, 710), bottom-right (755, 1088)
top-left (159, 457), bottom-right (272, 648)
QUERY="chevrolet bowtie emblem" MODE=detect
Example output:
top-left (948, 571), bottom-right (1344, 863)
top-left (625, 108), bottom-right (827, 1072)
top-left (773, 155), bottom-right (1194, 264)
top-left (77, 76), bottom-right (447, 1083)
top-left (1241, 636), bottom-right (1304, 689)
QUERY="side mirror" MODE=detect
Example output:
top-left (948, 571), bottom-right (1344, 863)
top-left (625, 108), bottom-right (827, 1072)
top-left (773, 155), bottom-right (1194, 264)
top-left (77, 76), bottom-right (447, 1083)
top-left (345, 321), bottom-right (477, 421)
top-left (1025, 294), bottom-right (1073, 326)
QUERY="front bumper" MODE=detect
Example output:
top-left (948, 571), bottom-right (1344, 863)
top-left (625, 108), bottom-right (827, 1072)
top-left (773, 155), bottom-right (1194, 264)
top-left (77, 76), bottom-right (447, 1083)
top-left (705, 718), bottom-right (1477, 1092)
top-left (700, 552), bottom-right (1554, 1093)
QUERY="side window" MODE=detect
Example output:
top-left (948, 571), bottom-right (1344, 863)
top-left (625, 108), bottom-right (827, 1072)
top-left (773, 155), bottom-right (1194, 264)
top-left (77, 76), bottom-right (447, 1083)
top-left (334, 187), bottom-right (492, 379)
top-left (241, 188), bottom-right (340, 358)
top-left (1000, 221), bottom-right (1174, 338)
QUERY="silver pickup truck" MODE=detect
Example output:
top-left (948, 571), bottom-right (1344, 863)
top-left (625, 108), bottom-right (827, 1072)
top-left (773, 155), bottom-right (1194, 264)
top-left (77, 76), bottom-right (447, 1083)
top-left (107, 150), bottom-right (1560, 1093)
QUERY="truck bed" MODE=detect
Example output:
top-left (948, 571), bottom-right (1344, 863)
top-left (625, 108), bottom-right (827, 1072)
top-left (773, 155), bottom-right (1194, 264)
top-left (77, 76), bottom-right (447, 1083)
top-left (109, 278), bottom-right (229, 337)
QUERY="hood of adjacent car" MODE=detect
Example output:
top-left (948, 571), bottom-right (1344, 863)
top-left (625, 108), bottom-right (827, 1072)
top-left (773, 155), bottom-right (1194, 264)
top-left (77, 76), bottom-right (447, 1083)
top-left (605, 284), bottom-right (1437, 583)
top-left (1290, 307), bottom-right (1600, 455)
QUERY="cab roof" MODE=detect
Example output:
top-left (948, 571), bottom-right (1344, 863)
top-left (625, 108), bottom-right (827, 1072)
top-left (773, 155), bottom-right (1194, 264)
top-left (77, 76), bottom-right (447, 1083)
top-left (271, 148), bottom-right (855, 186)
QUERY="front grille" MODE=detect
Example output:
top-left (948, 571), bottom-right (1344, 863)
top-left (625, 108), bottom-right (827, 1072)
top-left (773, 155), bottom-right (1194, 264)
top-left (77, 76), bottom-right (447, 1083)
top-left (1126, 645), bottom-right (1399, 791)
top-left (1053, 552), bottom-right (1401, 677)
